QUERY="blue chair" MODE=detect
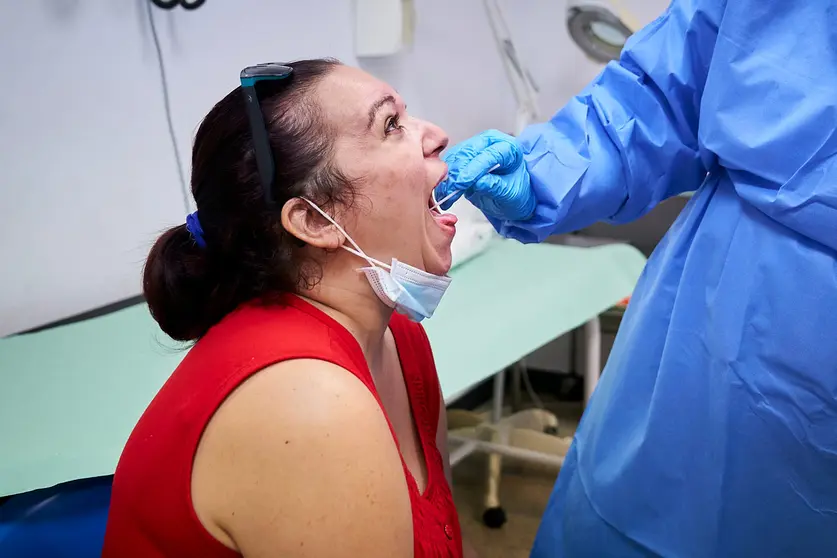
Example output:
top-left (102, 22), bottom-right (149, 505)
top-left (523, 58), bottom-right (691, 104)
top-left (0, 476), bottom-right (112, 557)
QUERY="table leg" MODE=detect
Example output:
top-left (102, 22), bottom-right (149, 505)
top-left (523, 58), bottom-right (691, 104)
top-left (491, 367), bottom-right (505, 423)
top-left (510, 364), bottom-right (522, 412)
top-left (583, 317), bottom-right (602, 405)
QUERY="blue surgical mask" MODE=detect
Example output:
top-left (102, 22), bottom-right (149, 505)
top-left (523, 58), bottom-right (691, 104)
top-left (302, 199), bottom-right (452, 322)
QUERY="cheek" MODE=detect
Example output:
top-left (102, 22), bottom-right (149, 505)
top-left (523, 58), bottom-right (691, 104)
top-left (370, 156), bottom-right (426, 203)
top-left (393, 153), bottom-right (428, 197)
top-left (349, 139), bottom-right (428, 217)
top-left (370, 165), bottom-right (426, 242)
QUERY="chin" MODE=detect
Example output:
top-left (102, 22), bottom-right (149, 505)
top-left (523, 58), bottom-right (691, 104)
top-left (423, 242), bottom-right (454, 276)
top-left (428, 254), bottom-right (452, 276)
top-left (423, 212), bottom-right (456, 275)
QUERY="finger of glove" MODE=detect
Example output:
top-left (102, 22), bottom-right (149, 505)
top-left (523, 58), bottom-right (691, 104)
top-left (460, 129), bottom-right (511, 152)
top-left (469, 173), bottom-right (533, 221)
top-left (442, 130), bottom-right (512, 175)
top-left (442, 143), bottom-right (478, 176)
top-left (458, 141), bottom-right (521, 183)
top-left (467, 190), bottom-right (506, 221)
top-left (470, 170), bottom-right (509, 196)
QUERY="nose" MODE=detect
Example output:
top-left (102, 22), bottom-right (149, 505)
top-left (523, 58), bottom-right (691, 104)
top-left (418, 118), bottom-right (449, 158)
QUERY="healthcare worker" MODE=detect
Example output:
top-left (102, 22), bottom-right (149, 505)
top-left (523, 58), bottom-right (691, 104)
top-left (435, 0), bottom-right (837, 556)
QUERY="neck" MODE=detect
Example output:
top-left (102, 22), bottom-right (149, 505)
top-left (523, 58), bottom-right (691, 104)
top-left (298, 267), bottom-right (393, 368)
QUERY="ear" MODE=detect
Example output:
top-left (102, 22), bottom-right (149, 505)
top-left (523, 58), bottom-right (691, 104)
top-left (281, 198), bottom-right (344, 250)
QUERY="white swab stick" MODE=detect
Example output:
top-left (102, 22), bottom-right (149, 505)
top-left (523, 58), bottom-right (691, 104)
top-left (431, 163), bottom-right (501, 212)
top-left (431, 190), bottom-right (459, 212)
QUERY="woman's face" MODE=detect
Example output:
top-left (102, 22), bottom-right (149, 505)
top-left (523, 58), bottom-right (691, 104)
top-left (314, 65), bottom-right (455, 275)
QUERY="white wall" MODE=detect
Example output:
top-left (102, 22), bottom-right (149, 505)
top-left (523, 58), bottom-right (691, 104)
top-left (0, 0), bottom-right (666, 336)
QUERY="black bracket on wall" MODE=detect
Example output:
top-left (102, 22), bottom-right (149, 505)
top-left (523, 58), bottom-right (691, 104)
top-left (150, 0), bottom-right (206, 10)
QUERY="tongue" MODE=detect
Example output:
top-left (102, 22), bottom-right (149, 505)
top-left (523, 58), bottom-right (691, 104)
top-left (434, 213), bottom-right (458, 226)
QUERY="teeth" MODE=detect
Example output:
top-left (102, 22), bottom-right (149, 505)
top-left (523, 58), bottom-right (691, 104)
top-left (428, 173), bottom-right (447, 214)
top-left (428, 191), bottom-right (438, 212)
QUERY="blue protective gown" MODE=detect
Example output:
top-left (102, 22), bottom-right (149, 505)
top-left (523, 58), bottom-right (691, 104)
top-left (499, 1), bottom-right (837, 556)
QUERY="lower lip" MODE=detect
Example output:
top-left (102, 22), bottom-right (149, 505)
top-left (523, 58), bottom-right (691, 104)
top-left (429, 209), bottom-right (458, 236)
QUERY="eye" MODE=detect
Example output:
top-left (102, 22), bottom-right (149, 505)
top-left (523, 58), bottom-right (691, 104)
top-left (385, 114), bottom-right (405, 135)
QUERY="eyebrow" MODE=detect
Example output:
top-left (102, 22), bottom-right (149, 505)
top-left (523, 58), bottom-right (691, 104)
top-left (366, 95), bottom-right (397, 131)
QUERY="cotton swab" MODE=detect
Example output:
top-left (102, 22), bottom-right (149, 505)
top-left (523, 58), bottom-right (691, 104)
top-left (430, 163), bottom-right (501, 212)
top-left (430, 190), bottom-right (460, 213)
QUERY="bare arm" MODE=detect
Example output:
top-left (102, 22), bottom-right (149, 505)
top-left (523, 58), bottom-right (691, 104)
top-left (192, 359), bottom-right (414, 558)
top-left (436, 391), bottom-right (481, 558)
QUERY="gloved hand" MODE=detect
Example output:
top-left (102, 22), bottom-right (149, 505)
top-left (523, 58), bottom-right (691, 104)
top-left (435, 129), bottom-right (536, 222)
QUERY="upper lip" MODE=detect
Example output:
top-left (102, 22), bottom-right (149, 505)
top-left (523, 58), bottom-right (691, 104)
top-left (427, 169), bottom-right (448, 208)
top-left (434, 168), bottom-right (448, 188)
top-left (428, 169), bottom-right (448, 205)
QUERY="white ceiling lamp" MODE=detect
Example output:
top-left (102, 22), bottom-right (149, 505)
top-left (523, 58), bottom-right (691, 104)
top-left (566, 0), bottom-right (635, 63)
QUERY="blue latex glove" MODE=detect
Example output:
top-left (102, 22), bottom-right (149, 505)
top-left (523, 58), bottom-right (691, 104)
top-left (434, 130), bottom-right (536, 222)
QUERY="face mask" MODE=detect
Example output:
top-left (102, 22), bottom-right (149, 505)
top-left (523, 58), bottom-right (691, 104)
top-left (301, 198), bottom-right (452, 322)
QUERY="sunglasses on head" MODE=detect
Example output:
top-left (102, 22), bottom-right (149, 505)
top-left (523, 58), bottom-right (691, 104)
top-left (239, 63), bottom-right (294, 205)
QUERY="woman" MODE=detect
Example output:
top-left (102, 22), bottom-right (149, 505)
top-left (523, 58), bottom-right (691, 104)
top-left (103, 58), bottom-right (474, 558)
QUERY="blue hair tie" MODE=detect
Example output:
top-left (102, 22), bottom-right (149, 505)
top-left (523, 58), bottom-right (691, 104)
top-left (185, 211), bottom-right (207, 248)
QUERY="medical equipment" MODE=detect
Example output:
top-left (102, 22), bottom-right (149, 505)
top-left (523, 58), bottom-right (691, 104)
top-left (430, 191), bottom-right (459, 213)
top-left (566, 1), bottom-right (635, 63)
top-left (431, 164), bottom-right (501, 212)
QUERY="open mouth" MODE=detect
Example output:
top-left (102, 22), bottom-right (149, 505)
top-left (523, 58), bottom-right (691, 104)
top-left (428, 171), bottom-right (450, 214)
top-left (427, 174), bottom-right (458, 233)
top-left (428, 189), bottom-right (442, 214)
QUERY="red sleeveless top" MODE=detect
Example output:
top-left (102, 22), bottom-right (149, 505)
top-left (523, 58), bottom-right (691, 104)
top-left (103, 296), bottom-right (462, 557)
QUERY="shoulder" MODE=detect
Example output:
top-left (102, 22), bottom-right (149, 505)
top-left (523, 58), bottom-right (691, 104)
top-left (192, 359), bottom-right (413, 557)
top-left (198, 358), bottom-right (396, 473)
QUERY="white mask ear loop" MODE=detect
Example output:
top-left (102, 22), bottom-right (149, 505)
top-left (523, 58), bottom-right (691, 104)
top-left (300, 198), bottom-right (392, 271)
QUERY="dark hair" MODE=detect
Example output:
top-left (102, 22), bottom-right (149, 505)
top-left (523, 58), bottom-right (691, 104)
top-left (143, 58), bottom-right (352, 342)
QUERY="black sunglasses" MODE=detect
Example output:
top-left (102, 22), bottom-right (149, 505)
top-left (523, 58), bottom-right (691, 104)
top-left (240, 63), bottom-right (294, 204)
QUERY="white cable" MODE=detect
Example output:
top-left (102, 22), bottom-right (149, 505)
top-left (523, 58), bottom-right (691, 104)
top-left (144, 0), bottom-right (190, 214)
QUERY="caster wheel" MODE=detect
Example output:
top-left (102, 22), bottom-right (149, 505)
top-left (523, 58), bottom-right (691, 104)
top-left (482, 506), bottom-right (507, 529)
top-left (543, 425), bottom-right (559, 435)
